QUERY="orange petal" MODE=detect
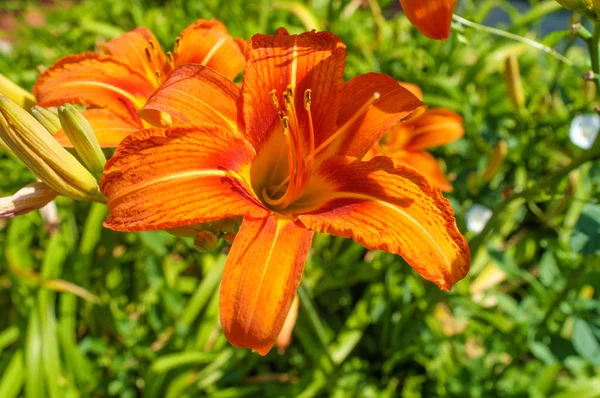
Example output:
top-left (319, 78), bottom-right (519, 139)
top-left (33, 53), bottom-right (155, 123)
top-left (140, 65), bottom-right (241, 132)
top-left (399, 0), bottom-right (457, 40)
top-left (174, 19), bottom-right (246, 81)
top-left (242, 30), bottom-right (347, 152)
top-left (99, 27), bottom-right (167, 85)
top-left (220, 216), bottom-right (314, 356)
top-left (330, 73), bottom-right (426, 159)
top-left (54, 109), bottom-right (142, 148)
top-left (404, 108), bottom-right (464, 151)
top-left (296, 156), bottom-right (469, 290)
top-left (276, 294), bottom-right (299, 352)
top-left (398, 82), bottom-right (423, 101)
top-left (398, 151), bottom-right (453, 192)
top-left (100, 126), bottom-right (267, 232)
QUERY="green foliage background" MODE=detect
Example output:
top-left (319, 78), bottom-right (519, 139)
top-left (1, 0), bottom-right (600, 396)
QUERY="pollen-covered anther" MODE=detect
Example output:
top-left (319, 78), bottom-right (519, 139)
top-left (269, 89), bottom-right (279, 110)
top-left (144, 48), bottom-right (152, 62)
top-left (166, 51), bottom-right (174, 65)
top-left (304, 89), bottom-right (312, 110)
top-left (174, 36), bottom-right (181, 52)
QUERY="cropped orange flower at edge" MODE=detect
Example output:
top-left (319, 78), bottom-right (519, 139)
top-left (33, 19), bottom-right (245, 147)
top-left (99, 28), bottom-right (471, 355)
top-left (400, 0), bottom-right (457, 40)
top-left (366, 83), bottom-right (464, 192)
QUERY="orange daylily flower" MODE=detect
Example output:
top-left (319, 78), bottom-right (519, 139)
top-left (100, 29), bottom-right (470, 355)
top-left (400, 0), bottom-right (457, 40)
top-left (33, 19), bottom-right (245, 147)
top-left (366, 104), bottom-right (465, 192)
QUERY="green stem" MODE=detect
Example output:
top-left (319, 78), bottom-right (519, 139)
top-left (452, 15), bottom-right (573, 66)
top-left (590, 24), bottom-right (600, 73)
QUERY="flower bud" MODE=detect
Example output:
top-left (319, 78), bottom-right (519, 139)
top-left (31, 106), bottom-right (61, 134)
top-left (58, 104), bottom-right (106, 176)
top-left (504, 55), bottom-right (525, 109)
top-left (0, 73), bottom-right (36, 110)
top-left (276, 294), bottom-right (299, 352)
top-left (556, 0), bottom-right (598, 21)
top-left (0, 96), bottom-right (103, 202)
top-left (482, 140), bottom-right (507, 181)
top-left (194, 230), bottom-right (219, 252)
top-left (0, 182), bottom-right (58, 217)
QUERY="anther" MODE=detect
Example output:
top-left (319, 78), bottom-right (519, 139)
top-left (166, 52), bottom-right (174, 65)
top-left (144, 48), bottom-right (152, 62)
top-left (281, 116), bottom-right (289, 130)
top-left (148, 40), bottom-right (156, 49)
top-left (304, 89), bottom-right (312, 110)
top-left (175, 37), bottom-right (181, 51)
top-left (269, 89), bottom-right (279, 109)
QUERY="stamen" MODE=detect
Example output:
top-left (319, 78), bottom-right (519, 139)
top-left (166, 52), bottom-right (174, 65)
top-left (144, 48), bottom-right (152, 62)
top-left (174, 37), bottom-right (181, 52)
top-left (148, 40), bottom-right (156, 49)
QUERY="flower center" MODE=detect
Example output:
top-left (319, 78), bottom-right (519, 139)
top-left (261, 85), bottom-right (315, 211)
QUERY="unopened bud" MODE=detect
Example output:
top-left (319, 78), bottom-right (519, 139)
top-left (556, 0), bottom-right (598, 21)
top-left (0, 182), bottom-right (58, 217)
top-left (31, 106), bottom-right (60, 134)
top-left (58, 104), bottom-right (106, 176)
top-left (482, 140), bottom-right (508, 181)
top-left (0, 96), bottom-right (103, 202)
top-left (276, 294), bottom-right (299, 352)
top-left (504, 55), bottom-right (525, 109)
top-left (584, 79), bottom-right (596, 103)
top-left (194, 230), bottom-right (219, 252)
top-left (0, 73), bottom-right (36, 110)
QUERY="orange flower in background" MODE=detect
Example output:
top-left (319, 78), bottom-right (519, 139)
top-left (33, 19), bottom-right (245, 147)
top-left (366, 102), bottom-right (464, 191)
top-left (100, 29), bottom-right (470, 355)
top-left (400, 0), bottom-right (457, 40)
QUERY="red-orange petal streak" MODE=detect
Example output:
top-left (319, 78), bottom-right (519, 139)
top-left (33, 53), bottom-right (155, 123)
top-left (53, 109), bottom-right (142, 148)
top-left (242, 30), bottom-right (347, 152)
top-left (296, 156), bottom-right (469, 290)
top-left (174, 19), bottom-right (246, 81)
top-left (332, 73), bottom-right (426, 159)
top-left (140, 65), bottom-right (242, 132)
top-left (100, 126), bottom-right (267, 232)
top-left (220, 216), bottom-right (314, 355)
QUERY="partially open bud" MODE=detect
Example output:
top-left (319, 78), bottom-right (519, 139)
top-left (0, 96), bottom-right (103, 202)
top-left (556, 0), bottom-right (599, 21)
top-left (0, 73), bottom-right (36, 110)
top-left (504, 56), bottom-right (525, 109)
top-left (482, 140), bottom-right (508, 181)
top-left (0, 182), bottom-right (58, 217)
top-left (31, 106), bottom-right (60, 134)
top-left (399, 0), bottom-right (457, 40)
top-left (58, 104), bottom-right (106, 176)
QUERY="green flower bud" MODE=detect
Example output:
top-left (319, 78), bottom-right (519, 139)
top-left (0, 96), bottom-right (104, 202)
top-left (58, 104), bottom-right (106, 176)
top-left (31, 106), bottom-right (61, 134)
